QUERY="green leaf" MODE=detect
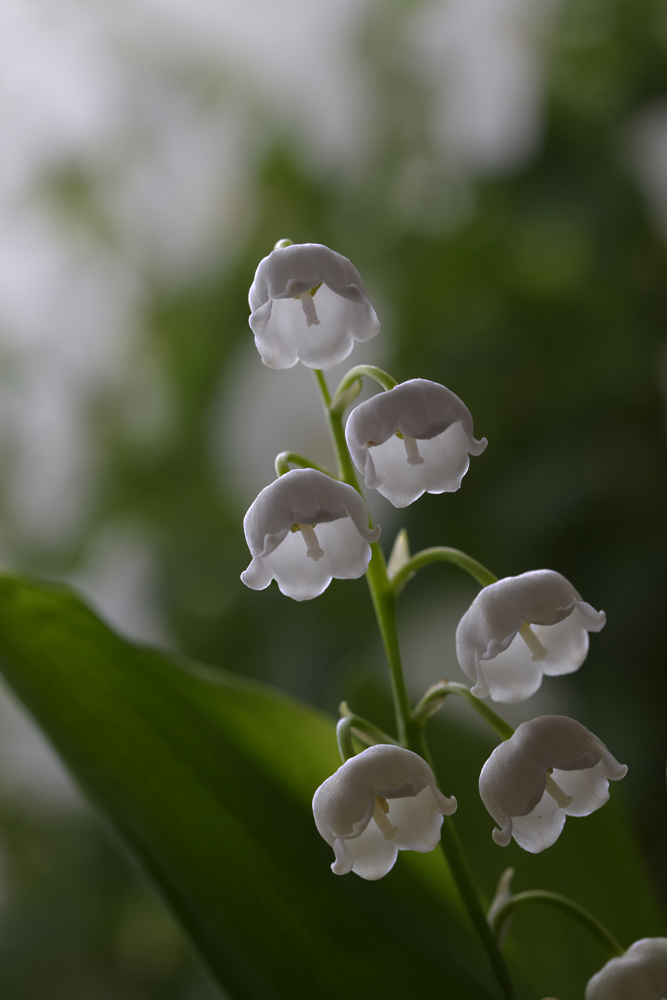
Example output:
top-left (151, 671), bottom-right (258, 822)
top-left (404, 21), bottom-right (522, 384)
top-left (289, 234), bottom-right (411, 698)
top-left (0, 575), bottom-right (500, 1000)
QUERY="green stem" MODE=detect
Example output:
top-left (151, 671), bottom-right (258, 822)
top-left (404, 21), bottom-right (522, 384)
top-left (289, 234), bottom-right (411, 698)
top-left (315, 369), bottom-right (419, 748)
top-left (491, 891), bottom-right (624, 958)
top-left (336, 717), bottom-right (356, 762)
top-left (314, 369), bottom-right (516, 1000)
top-left (313, 369), bottom-right (415, 749)
top-left (274, 451), bottom-right (334, 478)
top-left (412, 729), bottom-right (517, 1000)
top-left (314, 370), bottom-right (360, 485)
top-left (330, 364), bottom-right (397, 414)
top-left (365, 548), bottom-right (417, 749)
top-left (336, 712), bottom-right (399, 762)
top-left (391, 546), bottom-right (498, 594)
top-left (440, 823), bottom-right (517, 999)
top-left (413, 682), bottom-right (514, 741)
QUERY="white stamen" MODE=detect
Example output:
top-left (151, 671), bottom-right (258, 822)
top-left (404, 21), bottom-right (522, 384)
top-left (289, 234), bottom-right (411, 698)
top-left (298, 290), bottom-right (320, 327)
top-left (298, 523), bottom-right (324, 561)
top-left (402, 434), bottom-right (424, 466)
top-left (373, 797), bottom-right (398, 840)
top-left (545, 773), bottom-right (573, 809)
top-left (518, 621), bottom-right (548, 662)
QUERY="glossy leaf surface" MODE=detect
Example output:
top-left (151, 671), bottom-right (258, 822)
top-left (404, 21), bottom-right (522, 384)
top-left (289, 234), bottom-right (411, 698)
top-left (0, 574), bottom-right (498, 1000)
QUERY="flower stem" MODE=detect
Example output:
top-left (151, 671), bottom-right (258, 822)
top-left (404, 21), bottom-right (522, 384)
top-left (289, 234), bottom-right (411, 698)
top-left (490, 890), bottom-right (625, 958)
top-left (314, 370), bottom-right (360, 486)
top-left (441, 823), bottom-right (517, 999)
top-left (336, 717), bottom-right (357, 762)
top-left (330, 364), bottom-right (397, 414)
top-left (313, 369), bottom-right (415, 749)
top-left (412, 729), bottom-right (517, 1000)
top-left (449, 839), bottom-right (517, 997)
top-left (391, 546), bottom-right (498, 594)
top-left (314, 369), bottom-right (516, 1000)
top-left (274, 451), bottom-right (335, 478)
top-left (413, 681), bottom-right (514, 741)
top-left (364, 547), bottom-right (417, 749)
top-left (336, 710), bottom-right (399, 762)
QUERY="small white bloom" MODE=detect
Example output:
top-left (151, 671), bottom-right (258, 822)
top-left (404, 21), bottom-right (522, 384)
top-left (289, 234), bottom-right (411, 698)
top-left (586, 938), bottom-right (667, 1000)
top-left (248, 243), bottom-right (380, 370)
top-left (241, 469), bottom-right (380, 601)
top-left (455, 570), bottom-right (606, 703)
top-left (479, 715), bottom-right (627, 853)
top-left (345, 378), bottom-right (487, 508)
top-left (312, 744), bottom-right (457, 880)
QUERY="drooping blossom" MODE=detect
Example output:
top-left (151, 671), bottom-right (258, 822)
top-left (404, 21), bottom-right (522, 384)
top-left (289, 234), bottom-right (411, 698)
top-left (312, 744), bottom-right (457, 880)
top-left (248, 242), bottom-right (380, 370)
top-left (586, 938), bottom-right (667, 1000)
top-left (345, 378), bottom-right (487, 507)
top-left (241, 468), bottom-right (380, 601)
top-left (479, 715), bottom-right (627, 853)
top-left (455, 570), bottom-right (606, 703)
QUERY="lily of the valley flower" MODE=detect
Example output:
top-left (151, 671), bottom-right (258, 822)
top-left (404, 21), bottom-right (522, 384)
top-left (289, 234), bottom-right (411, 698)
top-left (479, 715), bottom-right (627, 853)
top-left (312, 744), bottom-right (457, 880)
top-left (455, 570), bottom-right (606, 703)
top-left (586, 938), bottom-right (667, 999)
top-left (345, 378), bottom-right (487, 508)
top-left (241, 468), bottom-right (380, 601)
top-left (248, 242), bottom-right (380, 370)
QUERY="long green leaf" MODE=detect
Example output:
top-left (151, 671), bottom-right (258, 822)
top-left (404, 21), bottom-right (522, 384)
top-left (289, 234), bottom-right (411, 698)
top-left (0, 574), bottom-right (500, 999)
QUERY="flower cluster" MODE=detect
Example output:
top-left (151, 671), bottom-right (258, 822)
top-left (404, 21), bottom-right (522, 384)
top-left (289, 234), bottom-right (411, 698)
top-left (241, 239), bottom-right (634, 996)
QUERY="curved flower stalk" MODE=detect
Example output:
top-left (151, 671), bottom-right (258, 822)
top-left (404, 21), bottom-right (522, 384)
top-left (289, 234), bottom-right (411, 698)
top-left (345, 378), bottom-right (487, 508)
top-left (479, 715), bottom-right (627, 853)
top-left (241, 468), bottom-right (380, 601)
top-left (248, 242), bottom-right (380, 370)
top-left (312, 744), bottom-right (457, 880)
top-left (586, 938), bottom-right (667, 999)
top-left (455, 570), bottom-right (606, 703)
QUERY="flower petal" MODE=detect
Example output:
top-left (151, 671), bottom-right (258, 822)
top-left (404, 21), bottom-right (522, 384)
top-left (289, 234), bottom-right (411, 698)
top-left (477, 638), bottom-right (544, 703)
top-left (332, 825), bottom-right (399, 880)
top-left (360, 423), bottom-right (476, 508)
top-left (509, 789), bottom-right (566, 853)
top-left (554, 762), bottom-right (611, 818)
top-left (253, 518), bottom-right (375, 601)
top-left (387, 787), bottom-right (450, 852)
top-left (586, 938), bottom-right (667, 1000)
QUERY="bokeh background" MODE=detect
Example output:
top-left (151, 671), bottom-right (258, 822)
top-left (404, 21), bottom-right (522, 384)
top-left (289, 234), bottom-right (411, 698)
top-left (1, 0), bottom-right (666, 996)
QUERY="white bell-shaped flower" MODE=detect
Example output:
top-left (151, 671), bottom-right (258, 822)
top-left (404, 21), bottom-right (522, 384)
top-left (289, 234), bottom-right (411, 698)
top-left (455, 570), bottom-right (606, 703)
top-left (586, 938), bottom-right (667, 1000)
top-left (241, 469), bottom-right (380, 601)
top-left (345, 378), bottom-right (487, 508)
top-left (479, 715), bottom-right (627, 853)
top-left (312, 744), bottom-right (457, 880)
top-left (248, 243), bottom-right (380, 370)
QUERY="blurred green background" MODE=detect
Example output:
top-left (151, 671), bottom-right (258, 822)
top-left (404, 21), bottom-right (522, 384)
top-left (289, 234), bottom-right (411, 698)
top-left (0, 0), bottom-right (666, 996)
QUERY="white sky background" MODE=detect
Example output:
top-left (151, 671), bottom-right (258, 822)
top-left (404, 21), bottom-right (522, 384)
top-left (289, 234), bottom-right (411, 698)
top-left (0, 0), bottom-right (666, 801)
